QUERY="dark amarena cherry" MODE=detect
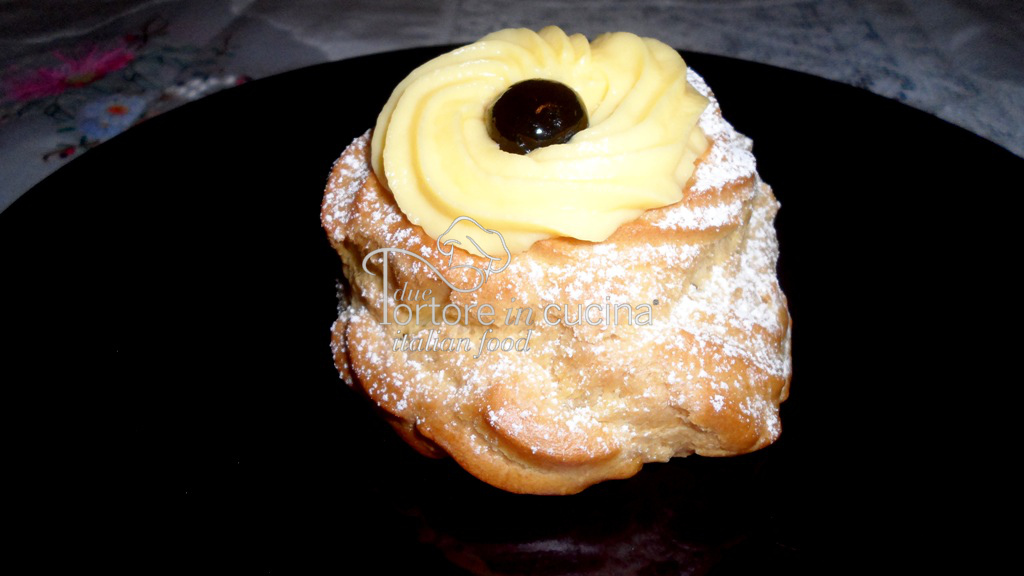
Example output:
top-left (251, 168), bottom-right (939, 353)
top-left (488, 79), bottom-right (589, 155)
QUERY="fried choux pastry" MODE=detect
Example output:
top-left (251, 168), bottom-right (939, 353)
top-left (322, 27), bottom-right (791, 495)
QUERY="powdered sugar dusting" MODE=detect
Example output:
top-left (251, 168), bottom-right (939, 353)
top-left (654, 182), bottom-right (790, 380)
top-left (648, 70), bottom-right (756, 232)
top-left (653, 198), bottom-right (745, 231)
top-left (687, 69), bottom-right (757, 193)
top-left (323, 130), bottom-right (371, 240)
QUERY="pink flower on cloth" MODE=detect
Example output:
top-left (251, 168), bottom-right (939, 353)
top-left (4, 43), bottom-right (135, 102)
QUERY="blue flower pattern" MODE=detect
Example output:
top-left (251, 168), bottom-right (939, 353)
top-left (77, 94), bottom-right (148, 140)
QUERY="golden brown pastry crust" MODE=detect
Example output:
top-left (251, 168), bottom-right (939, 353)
top-left (321, 72), bottom-right (791, 495)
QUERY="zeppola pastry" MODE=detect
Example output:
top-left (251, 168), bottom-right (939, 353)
top-left (322, 26), bottom-right (792, 495)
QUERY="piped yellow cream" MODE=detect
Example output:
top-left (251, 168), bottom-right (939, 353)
top-left (371, 26), bottom-right (709, 254)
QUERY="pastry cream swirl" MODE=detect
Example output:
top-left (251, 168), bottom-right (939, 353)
top-left (372, 26), bottom-right (709, 254)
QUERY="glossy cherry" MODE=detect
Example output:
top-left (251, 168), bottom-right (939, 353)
top-left (488, 79), bottom-right (588, 155)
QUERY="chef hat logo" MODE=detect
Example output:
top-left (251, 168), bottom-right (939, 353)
top-left (361, 216), bottom-right (511, 295)
top-left (437, 216), bottom-right (511, 289)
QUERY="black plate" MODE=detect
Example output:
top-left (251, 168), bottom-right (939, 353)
top-left (2, 47), bottom-right (1018, 573)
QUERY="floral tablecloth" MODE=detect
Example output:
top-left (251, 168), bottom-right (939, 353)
top-left (2, 17), bottom-right (243, 158)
